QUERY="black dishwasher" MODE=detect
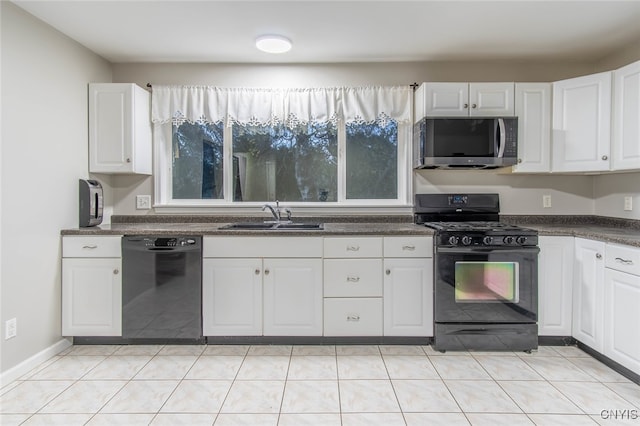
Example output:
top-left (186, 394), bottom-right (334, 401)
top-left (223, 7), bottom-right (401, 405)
top-left (121, 235), bottom-right (203, 343)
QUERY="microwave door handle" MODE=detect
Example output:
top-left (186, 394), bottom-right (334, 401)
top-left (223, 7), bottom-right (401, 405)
top-left (497, 118), bottom-right (506, 158)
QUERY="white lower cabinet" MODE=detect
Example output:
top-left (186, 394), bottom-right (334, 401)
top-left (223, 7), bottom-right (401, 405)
top-left (537, 236), bottom-right (574, 336)
top-left (61, 236), bottom-right (122, 336)
top-left (572, 238), bottom-right (606, 352)
top-left (263, 258), bottom-right (323, 336)
top-left (202, 259), bottom-right (262, 336)
top-left (383, 258), bottom-right (433, 336)
top-left (604, 244), bottom-right (640, 374)
top-left (323, 237), bottom-right (383, 336)
top-left (202, 237), bottom-right (323, 336)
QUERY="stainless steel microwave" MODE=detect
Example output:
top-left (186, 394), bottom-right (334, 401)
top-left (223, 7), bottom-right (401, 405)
top-left (414, 117), bottom-right (518, 169)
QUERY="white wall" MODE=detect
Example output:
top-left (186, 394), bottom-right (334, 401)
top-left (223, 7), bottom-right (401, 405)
top-left (0, 2), bottom-right (112, 375)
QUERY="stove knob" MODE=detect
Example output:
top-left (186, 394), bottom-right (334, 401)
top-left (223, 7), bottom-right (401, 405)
top-left (482, 236), bottom-right (494, 246)
top-left (503, 236), bottom-right (515, 245)
top-left (516, 236), bottom-right (528, 245)
top-left (461, 236), bottom-right (472, 246)
top-left (448, 236), bottom-right (459, 245)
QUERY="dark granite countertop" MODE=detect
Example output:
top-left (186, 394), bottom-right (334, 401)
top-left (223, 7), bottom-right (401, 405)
top-left (61, 214), bottom-right (640, 248)
top-left (61, 221), bottom-right (435, 237)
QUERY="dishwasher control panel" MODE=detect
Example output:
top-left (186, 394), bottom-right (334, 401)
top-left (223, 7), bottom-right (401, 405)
top-left (142, 237), bottom-right (198, 247)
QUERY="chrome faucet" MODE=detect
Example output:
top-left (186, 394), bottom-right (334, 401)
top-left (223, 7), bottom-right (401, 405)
top-left (262, 200), bottom-right (293, 223)
top-left (262, 200), bottom-right (282, 222)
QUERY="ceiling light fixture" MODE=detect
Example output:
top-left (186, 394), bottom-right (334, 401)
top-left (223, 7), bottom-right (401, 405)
top-left (255, 35), bottom-right (292, 54)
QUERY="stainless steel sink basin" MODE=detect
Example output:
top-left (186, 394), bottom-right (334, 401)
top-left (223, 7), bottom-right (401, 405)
top-left (219, 222), bottom-right (323, 230)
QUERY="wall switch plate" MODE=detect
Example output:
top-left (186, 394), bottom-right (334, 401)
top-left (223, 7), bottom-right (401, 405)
top-left (624, 196), bottom-right (633, 211)
top-left (543, 195), bottom-right (552, 208)
top-left (5, 318), bottom-right (16, 340)
top-left (136, 195), bottom-right (151, 210)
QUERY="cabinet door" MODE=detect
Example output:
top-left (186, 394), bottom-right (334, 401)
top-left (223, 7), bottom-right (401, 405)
top-left (383, 258), bottom-right (433, 336)
top-left (513, 83), bottom-right (551, 173)
top-left (572, 238), bottom-right (605, 351)
top-left (62, 258), bottom-right (122, 336)
top-left (552, 72), bottom-right (612, 172)
top-left (422, 83), bottom-right (470, 117)
top-left (469, 83), bottom-right (515, 116)
top-left (538, 236), bottom-right (573, 336)
top-left (604, 269), bottom-right (640, 374)
top-left (89, 83), bottom-right (152, 174)
top-left (612, 60), bottom-right (640, 171)
top-left (202, 258), bottom-right (262, 336)
top-left (263, 258), bottom-right (323, 336)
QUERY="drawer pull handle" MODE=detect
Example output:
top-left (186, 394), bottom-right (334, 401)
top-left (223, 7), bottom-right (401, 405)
top-left (386, 269), bottom-right (391, 275)
top-left (402, 245), bottom-right (416, 251)
top-left (596, 253), bottom-right (602, 259)
top-left (346, 245), bottom-right (360, 252)
top-left (113, 269), bottom-right (119, 275)
top-left (82, 245), bottom-right (98, 249)
top-left (255, 269), bottom-right (261, 275)
top-left (264, 269), bottom-right (270, 275)
top-left (615, 257), bottom-right (634, 265)
top-left (346, 276), bottom-right (360, 282)
top-left (347, 315), bottom-right (360, 322)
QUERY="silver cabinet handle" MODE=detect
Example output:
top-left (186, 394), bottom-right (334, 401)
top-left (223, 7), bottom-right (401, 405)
top-left (386, 269), bottom-right (391, 275)
top-left (615, 257), bottom-right (634, 265)
top-left (346, 315), bottom-right (360, 321)
top-left (126, 158), bottom-right (131, 163)
top-left (596, 253), bottom-right (603, 259)
top-left (346, 276), bottom-right (360, 282)
top-left (402, 245), bottom-right (415, 251)
top-left (113, 269), bottom-right (119, 275)
top-left (82, 245), bottom-right (98, 249)
top-left (346, 245), bottom-right (360, 252)
top-left (255, 269), bottom-right (261, 275)
top-left (602, 155), bottom-right (608, 161)
top-left (463, 103), bottom-right (469, 109)
top-left (518, 158), bottom-right (523, 164)
top-left (472, 103), bottom-right (477, 108)
top-left (264, 269), bottom-right (270, 275)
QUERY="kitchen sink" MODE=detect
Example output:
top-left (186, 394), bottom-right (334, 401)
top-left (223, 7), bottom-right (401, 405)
top-left (219, 222), bottom-right (324, 230)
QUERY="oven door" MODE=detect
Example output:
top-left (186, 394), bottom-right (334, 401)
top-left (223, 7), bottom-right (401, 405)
top-left (434, 246), bottom-right (539, 323)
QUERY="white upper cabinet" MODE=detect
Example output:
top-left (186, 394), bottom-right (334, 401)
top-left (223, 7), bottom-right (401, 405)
top-left (89, 83), bottom-right (152, 174)
top-left (612, 60), bottom-right (640, 171)
top-left (513, 83), bottom-right (551, 173)
top-left (415, 82), bottom-right (515, 118)
top-left (552, 72), bottom-right (612, 173)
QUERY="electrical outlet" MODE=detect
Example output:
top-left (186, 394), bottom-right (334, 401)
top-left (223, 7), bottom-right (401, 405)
top-left (5, 318), bottom-right (16, 340)
top-left (136, 195), bottom-right (151, 210)
top-left (543, 195), bottom-right (552, 208)
top-left (624, 196), bottom-right (633, 211)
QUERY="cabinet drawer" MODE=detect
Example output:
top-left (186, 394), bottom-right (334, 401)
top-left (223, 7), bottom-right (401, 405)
top-left (324, 259), bottom-right (383, 297)
top-left (204, 237), bottom-right (322, 258)
top-left (63, 236), bottom-right (122, 258)
top-left (606, 244), bottom-right (640, 276)
top-left (323, 298), bottom-right (382, 336)
top-left (384, 236), bottom-right (433, 258)
top-left (324, 237), bottom-right (383, 258)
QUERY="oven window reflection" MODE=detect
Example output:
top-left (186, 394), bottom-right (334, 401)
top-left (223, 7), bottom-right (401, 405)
top-left (454, 262), bottom-right (519, 303)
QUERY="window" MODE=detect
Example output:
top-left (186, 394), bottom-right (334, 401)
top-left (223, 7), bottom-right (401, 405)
top-left (152, 85), bottom-right (412, 209)
top-left (232, 122), bottom-right (338, 202)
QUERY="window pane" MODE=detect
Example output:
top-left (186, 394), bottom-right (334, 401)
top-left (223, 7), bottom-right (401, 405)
top-left (232, 122), bottom-right (337, 202)
top-left (345, 121), bottom-right (398, 199)
top-left (172, 122), bottom-right (224, 199)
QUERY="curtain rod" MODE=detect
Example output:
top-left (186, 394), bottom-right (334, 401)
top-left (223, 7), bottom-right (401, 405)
top-left (147, 82), bottom-right (418, 89)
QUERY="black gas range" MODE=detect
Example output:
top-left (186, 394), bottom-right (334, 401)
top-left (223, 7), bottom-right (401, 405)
top-left (415, 193), bottom-right (539, 353)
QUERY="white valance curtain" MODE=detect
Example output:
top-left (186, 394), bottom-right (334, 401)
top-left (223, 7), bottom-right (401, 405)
top-left (151, 85), bottom-right (412, 127)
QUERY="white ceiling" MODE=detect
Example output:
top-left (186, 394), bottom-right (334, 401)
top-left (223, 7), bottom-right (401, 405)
top-left (12, 0), bottom-right (640, 64)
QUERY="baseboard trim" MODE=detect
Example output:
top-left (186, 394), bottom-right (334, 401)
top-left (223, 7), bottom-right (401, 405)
top-left (0, 338), bottom-right (72, 388)
top-left (576, 341), bottom-right (640, 385)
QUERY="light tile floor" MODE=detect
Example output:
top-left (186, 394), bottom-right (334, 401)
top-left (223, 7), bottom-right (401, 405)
top-left (1, 344), bottom-right (639, 425)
